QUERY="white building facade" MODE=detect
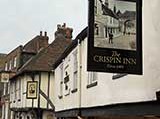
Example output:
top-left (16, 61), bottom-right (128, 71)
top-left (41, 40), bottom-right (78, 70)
top-left (10, 72), bottom-right (55, 119)
top-left (8, 25), bottom-right (72, 119)
top-left (53, 3), bottom-right (160, 117)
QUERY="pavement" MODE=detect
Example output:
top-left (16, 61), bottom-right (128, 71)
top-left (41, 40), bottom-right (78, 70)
top-left (94, 34), bottom-right (136, 51)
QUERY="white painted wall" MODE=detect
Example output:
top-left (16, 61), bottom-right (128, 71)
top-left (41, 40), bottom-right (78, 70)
top-left (54, 47), bottom-right (80, 112)
top-left (4, 101), bottom-right (9, 119)
top-left (54, 0), bottom-right (160, 112)
top-left (40, 72), bottom-right (48, 108)
top-left (49, 73), bottom-right (55, 109)
top-left (10, 72), bottom-right (54, 110)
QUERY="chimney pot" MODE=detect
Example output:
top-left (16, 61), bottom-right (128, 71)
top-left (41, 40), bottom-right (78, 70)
top-left (55, 23), bottom-right (73, 41)
top-left (44, 31), bottom-right (47, 36)
top-left (62, 23), bottom-right (66, 28)
top-left (40, 31), bottom-right (42, 36)
top-left (57, 24), bottom-right (61, 30)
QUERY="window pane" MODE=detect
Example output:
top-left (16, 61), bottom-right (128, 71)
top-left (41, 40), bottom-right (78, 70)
top-left (59, 64), bottom-right (63, 96)
top-left (9, 60), bottom-right (12, 70)
top-left (5, 63), bottom-right (8, 71)
top-left (14, 57), bottom-right (17, 68)
top-left (73, 72), bottom-right (77, 89)
top-left (73, 50), bottom-right (78, 90)
top-left (88, 72), bottom-right (97, 85)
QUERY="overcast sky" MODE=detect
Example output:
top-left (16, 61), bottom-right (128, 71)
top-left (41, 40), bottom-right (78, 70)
top-left (0, 0), bottom-right (88, 54)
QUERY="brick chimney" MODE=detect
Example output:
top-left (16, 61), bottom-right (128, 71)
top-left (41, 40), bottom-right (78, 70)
top-left (38, 31), bottom-right (49, 51)
top-left (55, 23), bottom-right (73, 42)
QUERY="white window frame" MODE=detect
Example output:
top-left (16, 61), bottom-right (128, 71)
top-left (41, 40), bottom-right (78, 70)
top-left (7, 82), bottom-right (10, 94)
top-left (110, 17), bottom-right (112, 24)
top-left (16, 80), bottom-right (18, 100)
top-left (13, 81), bottom-right (17, 101)
top-left (10, 82), bottom-right (14, 102)
top-left (18, 79), bottom-right (21, 101)
top-left (94, 0), bottom-right (97, 15)
top-left (72, 50), bottom-right (78, 91)
top-left (14, 57), bottom-right (17, 68)
top-left (58, 63), bottom-right (63, 98)
top-left (9, 60), bottom-right (12, 70)
top-left (112, 73), bottom-right (128, 80)
top-left (87, 72), bottom-right (98, 88)
top-left (88, 72), bottom-right (97, 84)
top-left (87, 72), bottom-right (98, 87)
top-left (95, 24), bottom-right (99, 35)
top-left (5, 62), bottom-right (8, 71)
top-left (64, 71), bottom-right (70, 96)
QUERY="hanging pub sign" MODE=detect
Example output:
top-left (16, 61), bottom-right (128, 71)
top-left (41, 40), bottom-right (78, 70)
top-left (0, 71), bottom-right (10, 83)
top-left (26, 81), bottom-right (38, 99)
top-left (87, 0), bottom-right (142, 74)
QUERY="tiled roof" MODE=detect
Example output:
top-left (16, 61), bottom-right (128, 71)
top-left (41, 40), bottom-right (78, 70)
top-left (23, 35), bottom-right (49, 53)
top-left (17, 36), bottom-right (71, 74)
top-left (102, 4), bottom-right (119, 19)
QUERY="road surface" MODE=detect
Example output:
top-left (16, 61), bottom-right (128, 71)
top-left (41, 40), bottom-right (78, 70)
top-left (94, 34), bottom-right (136, 51)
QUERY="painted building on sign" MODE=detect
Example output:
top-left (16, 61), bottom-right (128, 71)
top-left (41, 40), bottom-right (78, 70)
top-left (94, 0), bottom-right (137, 51)
top-left (94, 0), bottom-right (121, 43)
top-left (118, 10), bottom-right (136, 35)
top-left (53, 23), bottom-right (160, 119)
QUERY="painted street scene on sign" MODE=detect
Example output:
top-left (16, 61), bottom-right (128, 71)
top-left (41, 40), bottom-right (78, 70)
top-left (94, 0), bottom-right (136, 50)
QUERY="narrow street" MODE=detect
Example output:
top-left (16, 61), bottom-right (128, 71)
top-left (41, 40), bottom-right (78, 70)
top-left (95, 34), bottom-right (136, 51)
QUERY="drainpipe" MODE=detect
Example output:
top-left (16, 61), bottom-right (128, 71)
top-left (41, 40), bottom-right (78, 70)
top-left (78, 39), bottom-right (82, 117)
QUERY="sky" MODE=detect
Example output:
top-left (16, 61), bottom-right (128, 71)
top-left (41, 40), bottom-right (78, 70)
top-left (0, 0), bottom-right (88, 54)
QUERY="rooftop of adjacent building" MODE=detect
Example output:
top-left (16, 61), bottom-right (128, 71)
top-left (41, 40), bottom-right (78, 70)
top-left (8, 23), bottom-right (73, 80)
top-left (0, 53), bottom-right (6, 70)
